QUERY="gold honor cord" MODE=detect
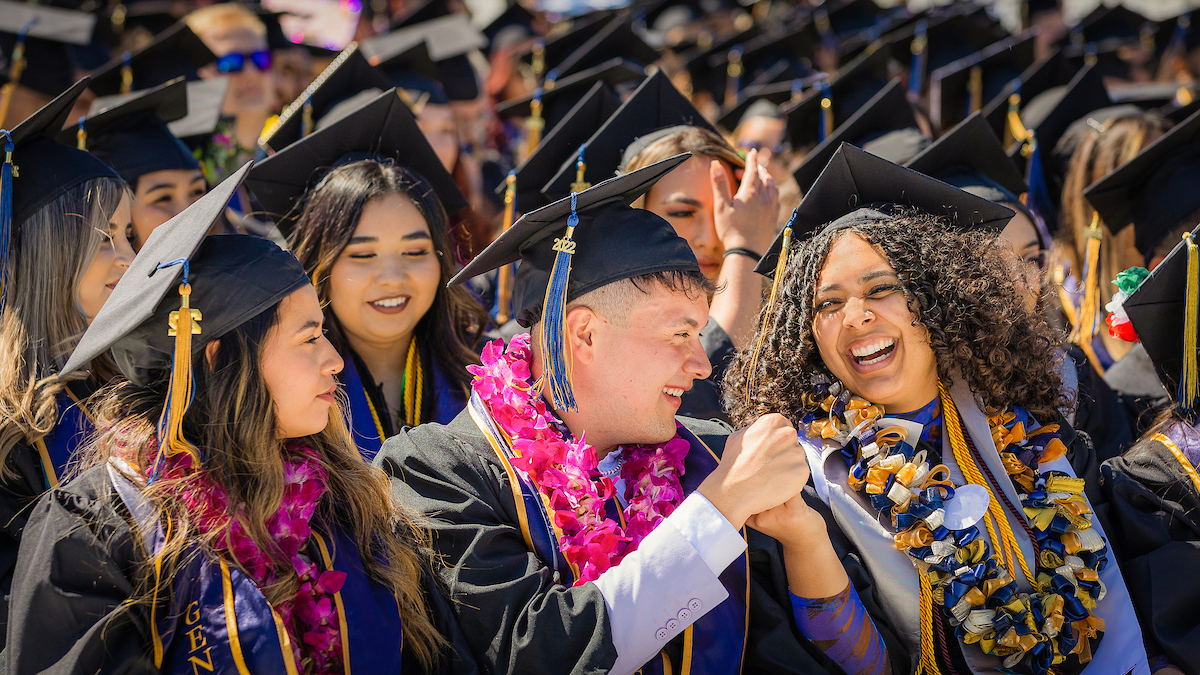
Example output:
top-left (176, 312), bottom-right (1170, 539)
top-left (496, 172), bottom-right (517, 324)
top-left (1152, 432), bottom-right (1200, 496)
top-left (403, 337), bottom-right (424, 427)
top-left (1181, 232), bottom-right (1199, 415)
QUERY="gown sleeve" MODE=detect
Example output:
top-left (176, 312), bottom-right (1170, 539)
top-left (3, 465), bottom-right (156, 675)
top-left (1067, 345), bottom-right (1135, 464)
top-left (1098, 440), bottom-right (1200, 674)
top-left (0, 441), bottom-right (52, 650)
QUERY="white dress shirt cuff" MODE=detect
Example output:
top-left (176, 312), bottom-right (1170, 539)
top-left (668, 492), bottom-right (747, 576)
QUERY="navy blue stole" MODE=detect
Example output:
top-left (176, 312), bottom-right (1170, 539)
top-left (155, 528), bottom-right (405, 675)
top-left (35, 388), bottom-right (94, 488)
top-left (467, 394), bottom-right (749, 674)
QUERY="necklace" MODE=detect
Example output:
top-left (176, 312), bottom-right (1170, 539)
top-left (805, 377), bottom-right (1107, 675)
top-left (469, 334), bottom-right (691, 584)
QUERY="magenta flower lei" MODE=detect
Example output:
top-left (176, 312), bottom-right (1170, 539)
top-left (157, 445), bottom-right (347, 674)
top-left (469, 334), bottom-right (691, 584)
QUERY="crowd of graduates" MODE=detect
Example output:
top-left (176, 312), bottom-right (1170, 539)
top-left (3, 0), bottom-right (1200, 673)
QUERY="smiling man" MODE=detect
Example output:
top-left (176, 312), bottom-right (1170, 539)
top-left (375, 155), bottom-right (841, 674)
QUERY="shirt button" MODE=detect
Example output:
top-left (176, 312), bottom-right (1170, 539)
top-left (656, 628), bottom-right (668, 641)
top-left (666, 619), bottom-right (679, 631)
top-left (688, 598), bottom-right (702, 612)
top-left (677, 608), bottom-right (691, 622)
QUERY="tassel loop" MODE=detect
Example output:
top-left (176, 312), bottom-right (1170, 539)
top-left (531, 39), bottom-right (545, 81)
top-left (1180, 232), bottom-right (1199, 418)
top-left (496, 171), bottom-right (518, 324)
top-left (1004, 78), bottom-right (1025, 148)
top-left (150, 259), bottom-right (204, 482)
top-left (536, 192), bottom-right (580, 412)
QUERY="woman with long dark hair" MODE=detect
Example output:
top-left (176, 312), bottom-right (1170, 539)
top-left (248, 88), bottom-right (486, 459)
top-left (4, 164), bottom-right (476, 674)
top-left (725, 146), bottom-right (1148, 675)
top-left (0, 80), bottom-right (133, 645)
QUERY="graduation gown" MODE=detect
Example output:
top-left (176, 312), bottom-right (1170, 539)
top-left (340, 348), bottom-right (469, 461)
top-left (1103, 344), bottom-right (1172, 438)
top-left (800, 378), bottom-right (1148, 675)
top-left (374, 402), bottom-right (845, 675)
top-left (1099, 433), bottom-right (1200, 673)
top-left (3, 463), bottom-right (479, 675)
top-left (1064, 345), bottom-right (1134, 464)
top-left (0, 378), bottom-right (96, 649)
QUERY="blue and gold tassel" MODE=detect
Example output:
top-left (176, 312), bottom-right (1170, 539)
top-left (301, 95), bottom-right (314, 138)
top-left (525, 88), bottom-right (544, 159)
top-left (536, 192), bottom-right (580, 412)
top-left (570, 144), bottom-right (590, 193)
top-left (150, 259), bottom-right (204, 482)
top-left (120, 51), bottom-right (134, 95)
top-left (1180, 232), bottom-right (1199, 418)
top-left (908, 20), bottom-right (928, 100)
top-left (76, 117), bottom-right (88, 151)
top-left (0, 131), bottom-right (15, 308)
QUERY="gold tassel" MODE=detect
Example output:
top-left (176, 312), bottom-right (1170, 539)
top-left (968, 65), bottom-right (983, 114)
top-left (76, 121), bottom-right (87, 151)
top-left (152, 278), bottom-right (203, 478)
top-left (915, 571), bottom-right (940, 675)
top-left (746, 222), bottom-right (792, 399)
top-left (496, 172), bottom-right (517, 325)
top-left (1181, 232), bottom-right (1199, 415)
top-left (0, 30), bottom-right (29, 125)
top-left (1072, 213), bottom-right (1105, 374)
top-left (301, 97), bottom-right (314, 138)
top-left (403, 337), bottom-right (423, 427)
top-left (1004, 90), bottom-right (1026, 150)
top-left (120, 55), bottom-right (134, 95)
top-left (531, 39), bottom-right (545, 82)
top-left (821, 95), bottom-right (834, 142)
top-left (524, 94), bottom-right (544, 159)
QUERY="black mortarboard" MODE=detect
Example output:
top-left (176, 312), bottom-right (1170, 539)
top-left (717, 76), bottom-right (811, 131)
top-left (779, 44), bottom-right (892, 148)
top-left (365, 35), bottom-right (441, 82)
top-left (495, 57), bottom-right (644, 126)
top-left (361, 14), bottom-right (486, 101)
top-left (88, 22), bottom-right (215, 97)
top-left (168, 78), bottom-right (228, 151)
top-left (247, 87), bottom-right (466, 233)
top-left (758, 143), bottom-right (1014, 276)
top-left (61, 163), bottom-right (311, 483)
top-left (1108, 81), bottom-right (1194, 109)
top-left (63, 77), bottom-right (198, 186)
top-left (929, 31), bottom-right (1037, 134)
top-left (815, 0), bottom-right (895, 40)
top-left (1062, 38), bottom-right (1141, 83)
top-left (452, 153), bottom-right (695, 410)
top-left (980, 48), bottom-right (1076, 142)
top-left (1084, 106), bottom-right (1200, 259)
top-left (791, 79), bottom-right (929, 193)
top-left (1120, 223), bottom-right (1200, 415)
top-left (115, 2), bottom-right (182, 39)
top-left (5, 77), bottom-right (121, 227)
top-left (885, 13), bottom-right (1005, 95)
top-left (682, 25), bottom-right (763, 101)
top-left (259, 44), bottom-right (393, 153)
top-left (504, 81), bottom-right (621, 213)
top-left (547, 14), bottom-right (660, 81)
top-left (484, 2), bottom-right (537, 52)
top-left (390, 0), bottom-right (453, 31)
top-left (1068, 4), bottom-right (1152, 46)
top-left (540, 70), bottom-right (716, 200)
top-left (905, 111), bottom-right (1026, 203)
top-left (516, 13), bottom-right (610, 75)
top-left (705, 22), bottom-right (818, 104)
top-left (0, 1), bottom-right (96, 99)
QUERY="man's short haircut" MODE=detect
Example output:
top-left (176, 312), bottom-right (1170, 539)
top-left (530, 269), bottom-right (714, 330)
top-left (187, 3), bottom-right (267, 41)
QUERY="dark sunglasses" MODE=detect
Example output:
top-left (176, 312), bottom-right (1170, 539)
top-left (215, 50), bottom-right (272, 74)
top-left (737, 139), bottom-right (787, 156)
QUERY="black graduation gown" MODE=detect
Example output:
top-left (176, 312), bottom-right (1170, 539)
top-left (1103, 343), bottom-right (1172, 438)
top-left (374, 407), bottom-right (867, 675)
top-left (1098, 436), bottom-right (1200, 673)
top-left (3, 465), bottom-right (479, 675)
top-left (1066, 345), bottom-right (1134, 463)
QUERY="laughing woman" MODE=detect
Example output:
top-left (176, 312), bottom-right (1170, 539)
top-left (0, 81), bottom-right (132, 645)
top-left (4, 166), bottom-right (476, 674)
top-left (726, 147), bottom-right (1149, 675)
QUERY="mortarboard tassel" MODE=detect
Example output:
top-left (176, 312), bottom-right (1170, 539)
top-left (818, 79), bottom-right (833, 143)
top-left (149, 258), bottom-right (204, 482)
top-left (1180, 232), bottom-right (1199, 419)
top-left (544, 69), bottom-right (560, 92)
top-left (301, 96), bottom-right (314, 138)
top-left (967, 64), bottom-right (983, 115)
top-left (0, 131), bottom-right (14, 308)
top-left (1003, 78), bottom-right (1023, 149)
top-left (76, 117), bottom-right (88, 151)
top-left (403, 337), bottom-right (424, 427)
top-left (908, 20), bottom-right (928, 101)
top-left (0, 20), bottom-right (36, 127)
top-left (495, 171), bottom-right (517, 325)
top-left (725, 46), bottom-right (743, 109)
top-left (790, 78), bottom-right (804, 104)
top-left (746, 208), bottom-right (795, 399)
top-left (570, 143), bottom-right (590, 193)
top-left (536, 192), bottom-right (580, 412)
top-left (524, 88), bottom-right (544, 159)
top-left (531, 39), bottom-right (545, 82)
top-left (1023, 133), bottom-right (1057, 238)
top-left (120, 51), bottom-right (134, 95)
top-left (1071, 213), bottom-right (1105, 374)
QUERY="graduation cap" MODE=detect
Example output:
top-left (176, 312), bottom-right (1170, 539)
top-left (540, 70), bottom-right (717, 200)
top-left (0, 2), bottom-right (96, 100)
top-left (485, 2), bottom-right (538, 52)
top-left (1083, 106), bottom-right (1200, 260)
top-left (168, 78), bottom-right (229, 151)
top-left (778, 43), bottom-right (892, 149)
top-left (3, 77), bottom-right (121, 230)
top-left (1068, 4), bottom-right (1153, 46)
top-left (112, 2), bottom-right (183, 39)
top-left (502, 81), bottom-right (621, 213)
top-left (546, 14), bottom-right (660, 81)
top-left (929, 31), bottom-right (1037, 134)
top-left (814, 0), bottom-right (895, 40)
top-left (1108, 81), bottom-right (1193, 109)
top-left (791, 79), bottom-right (929, 194)
top-left (682, 25), bottom-right (763, 101)
top-left (390, 0), bottom-right (453, 31)
top-left (496, 58), bottom-right (644, 125)
top-left (361, 14), bottom-right (486, 101)
top-left (905, 111), bottom-right (1027, 205)
top-left (87, 22), bottom-right (215, 97)
top-left (259, 44), bottom-right (393, 153)
top-left (61, 162), bottom-right (312, 478)
top-left (452, 153), bottom-right (694, 411)
top-left (247, 87), bottom-right (466, 234)
top-left (758, 143), bottom-right (1014, 276)
top-left (706, 22), bottom-right (819, 105)
top-left (885, 13), bottom-right (1006, 97)
top-left (516, 13), bottom-right (612, 78)
top-left (978, 48), bottom-right (1076, 143)
top-left (61, 77), bottom-right (198, 186)
top-left (1121, 223), bottom-right (1200, 418)
top-left (717, 76), bottom-right (813, 131)
top-left (1062, 38), bottom-right (1143, 83)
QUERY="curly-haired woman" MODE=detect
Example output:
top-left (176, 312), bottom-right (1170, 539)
top-left (725, 146), bottom-right (1149, 675)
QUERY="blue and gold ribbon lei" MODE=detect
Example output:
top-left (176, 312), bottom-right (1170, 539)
top-left (804, 376), bottom-right (1108, 674)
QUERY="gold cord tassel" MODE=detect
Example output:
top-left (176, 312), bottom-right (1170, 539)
top-left (301, 97), bottom-right (314, 138)
top-left (524, 93), bottom-right (544, 160)
top-left (76, 123), bottom-right (87, 151)
top-left (151, 277), bottom-right (203, 479)
top-left (0, 29), bottom-right (29, 125)
top-left (1072, 213), bottom-right (1105, 374)
top-left (1180, 233), bottom-right (1199, 416)
top-left (120, 53), bottom-right (134, 95)
top-left (496, 172), bottom-right (517, 324)
top-left (403, 337), bottom-right (423, 427)
top-left (915, 571), bottom-right (940, 675)
top-left (968, 65), bottom-right (983, 114)
top-left (746, 220), bottom-right (793, 399)
top-left (1004, 90), bottom-right (1026, 150)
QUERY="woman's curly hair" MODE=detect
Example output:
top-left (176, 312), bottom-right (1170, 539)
top-left (725, 209), bottom-right (1068, 428)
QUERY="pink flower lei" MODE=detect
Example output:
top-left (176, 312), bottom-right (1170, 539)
top-left (157, 445), bottom-right (347, 674)
top-left (469, 334), bottom-right (691, 584)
